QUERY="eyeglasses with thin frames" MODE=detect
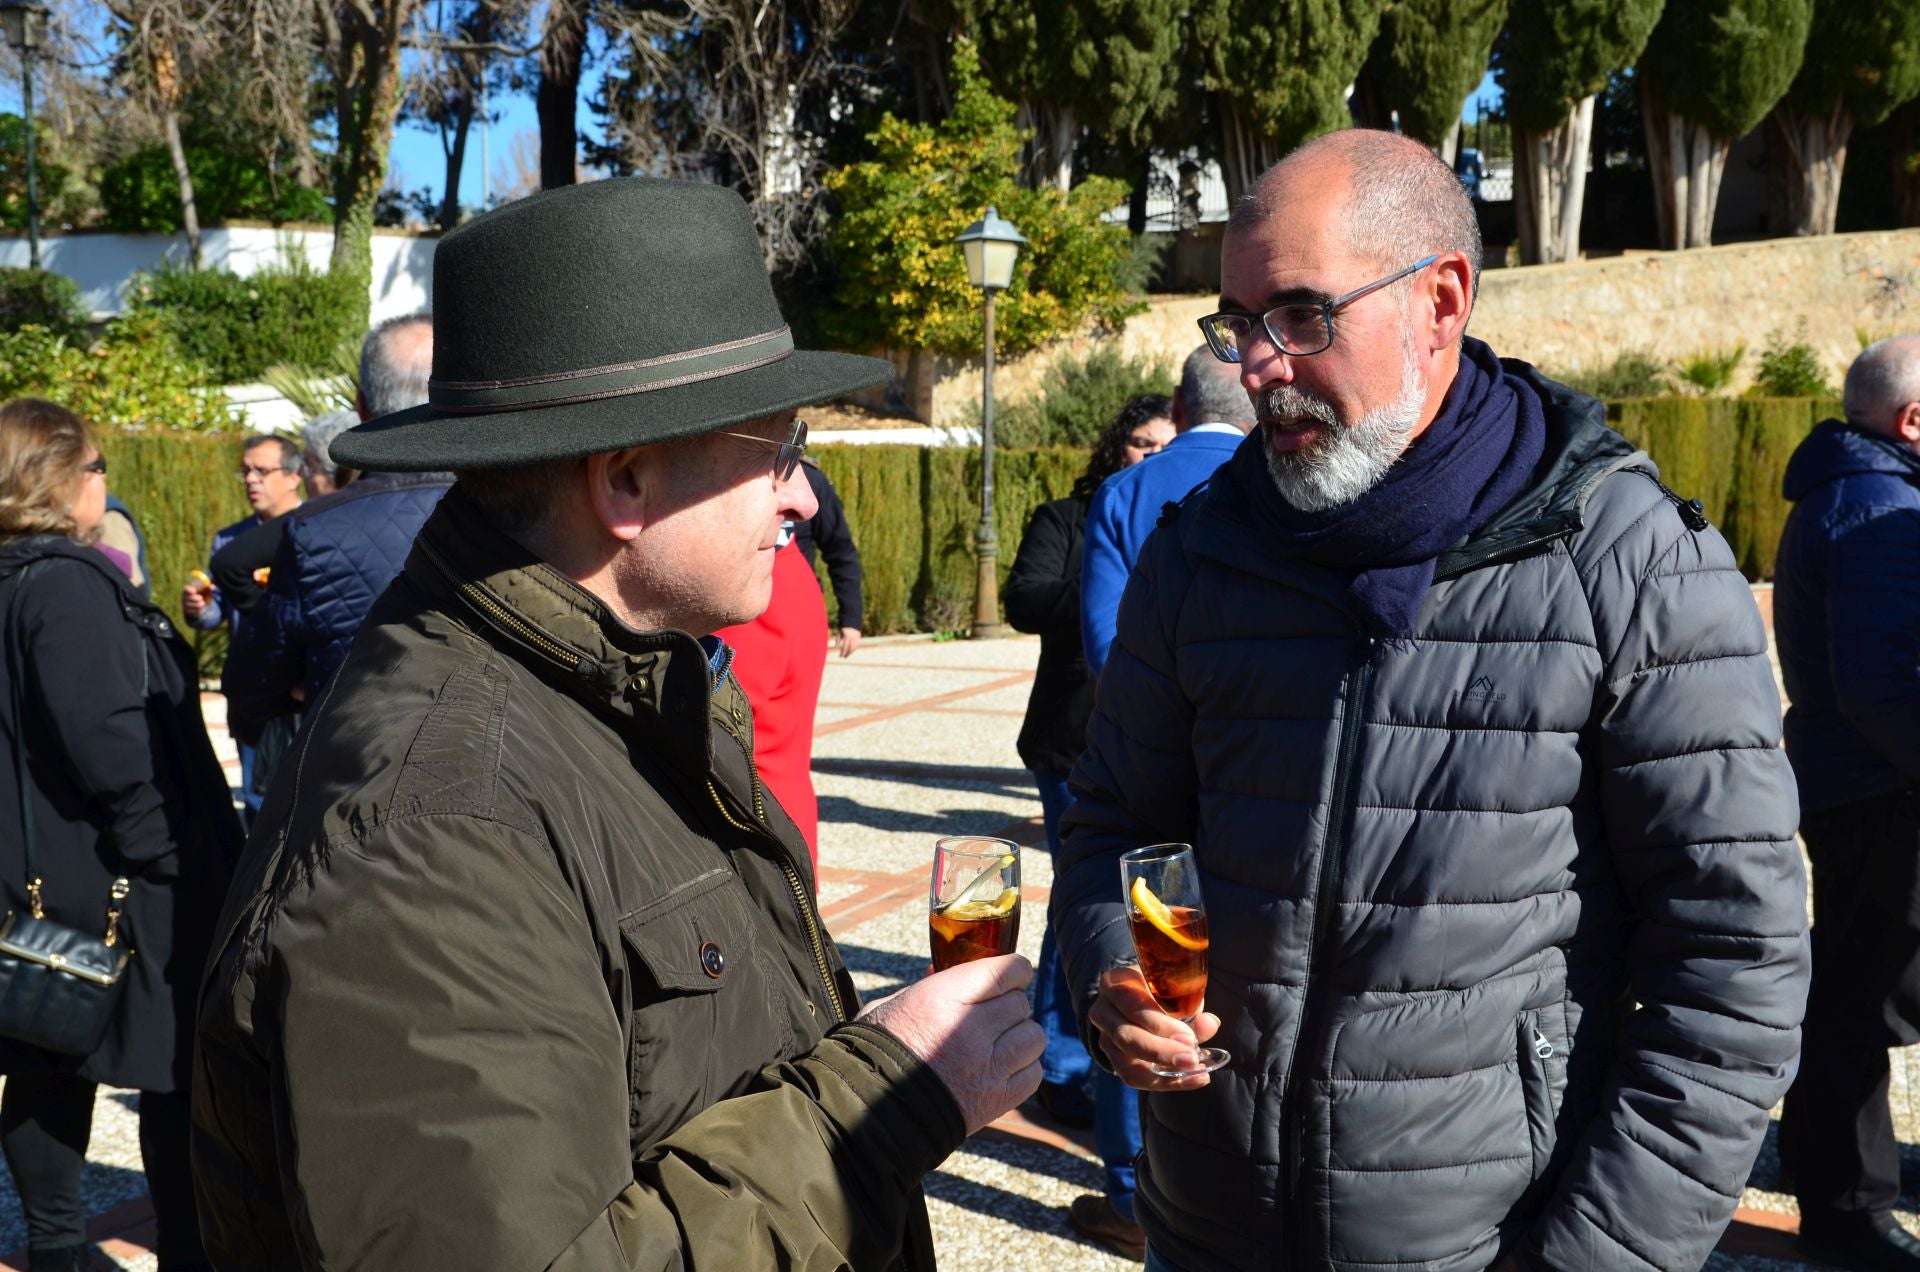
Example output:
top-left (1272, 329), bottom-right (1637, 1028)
top-left (1198, 254), bottom-right (1441, 363)
top-left (237, 463), bottom-right (293, 482)
top-left (714, 419), bottom-right (808, 483)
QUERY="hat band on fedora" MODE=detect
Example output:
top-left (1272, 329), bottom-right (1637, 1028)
top-left (428, 325), bottom-right (796, 416)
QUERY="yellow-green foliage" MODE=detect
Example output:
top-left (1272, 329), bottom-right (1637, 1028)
top-left (821, 42), bottom-right (1143, 360)
top-left (103, 431), bottom-right (252, 676)
top-left (0, 318), bottom-right (237, 433)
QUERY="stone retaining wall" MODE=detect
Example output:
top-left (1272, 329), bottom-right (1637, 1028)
top-left (922, 228), bottom-right (1920, 424)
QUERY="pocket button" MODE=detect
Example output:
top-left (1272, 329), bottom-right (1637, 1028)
top-left (699, 941), bottom-right (726, 978)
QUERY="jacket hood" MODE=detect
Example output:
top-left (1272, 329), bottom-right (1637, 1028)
top-left (1783, 418), bottom-right (1920, 502)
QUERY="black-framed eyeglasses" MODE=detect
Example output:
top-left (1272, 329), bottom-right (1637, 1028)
top-left (715, 418), bottom-right (808, 483)
top-left (81, 456), bottom-right (107, 476)
top-left (1197, 254), bottom-right (1440, 363)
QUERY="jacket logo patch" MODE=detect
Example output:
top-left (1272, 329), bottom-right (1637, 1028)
top-left (1461, 675), bottom-right (1507, 704)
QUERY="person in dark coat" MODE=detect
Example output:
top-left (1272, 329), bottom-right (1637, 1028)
top-left (1774, 335), bottom-right (1920, 1271)
top-left (220, 316), bottom-right (447, 726)
top-left (1004, 393), bottom-right (1172, 1249)
top-left (0, 398), bottom-right (241, 1272)
top-left (791, 459), bottom-right (865, 656)
top-left (1057, 131), bottom-right (1807, 1271)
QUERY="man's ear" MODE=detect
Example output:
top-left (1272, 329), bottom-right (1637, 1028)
top-left (1427, 253), bottom-right (1473, 352)
top-left (585, 447), bottom-right (654, 543)
top-left (1896, 401), bottom-right (1920, 446)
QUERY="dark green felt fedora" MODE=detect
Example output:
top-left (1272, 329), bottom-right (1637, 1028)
top-left (330, 177), bottom-right (891, 472)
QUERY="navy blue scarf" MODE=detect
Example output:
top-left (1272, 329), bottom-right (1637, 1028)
top-left (1241, 337), bottom-right (1547, 643)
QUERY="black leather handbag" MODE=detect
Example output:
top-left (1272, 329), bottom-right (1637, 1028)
top-left (0, 561), bottom-right (132, 1057)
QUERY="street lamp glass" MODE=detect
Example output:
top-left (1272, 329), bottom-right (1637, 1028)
top-left (955, 207), bottom-right (1027, 292)
top-left (0, 3), bottom-right (47, 50)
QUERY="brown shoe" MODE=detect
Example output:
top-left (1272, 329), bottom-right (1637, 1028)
top-left (1068, 1193), bottom-right (1147, 1261)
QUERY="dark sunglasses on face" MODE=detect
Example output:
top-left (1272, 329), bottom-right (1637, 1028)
top-left (82, 457), bottom-right (108, 476)
top-left (714, 419), bottom-right (809, 482)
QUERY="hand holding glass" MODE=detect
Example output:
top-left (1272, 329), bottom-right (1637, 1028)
top-left (929, 838), bottom-right (1020, 972)
top-left (1121, 843), bottom-right (1229, 1077)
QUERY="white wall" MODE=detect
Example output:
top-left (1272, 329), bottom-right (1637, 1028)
top-left (0, 226), bottom-right (436, 325)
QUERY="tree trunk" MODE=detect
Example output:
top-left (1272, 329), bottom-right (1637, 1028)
top-left (439, 97), bottom-right (474, 232)
top-left (1765, 100), bottom-right (1852, 236)
top-left (1640, 77), bottom-right (1730, 250)
top-left (1350, 66), bottom-right (1391, 131)
top-left (1436, 124), bottom-right (1458, 170)
top-left (160, 106), bottom-right (202, 268)
top-left (1513, 95), bottom-right (1595, 265)
top-left (1217, 98), bottom-right (1286, 209)
top-left (1017, 101), bottom-right (1075, 192)
top-left (538, 0), bottom-right (587, 189)
top-left (330, 1), bottom-right (415, 323)
top-left (1128, 151), bottom-right (1151, 236)
top-left (1893, 102), bottom-right (1920, 227)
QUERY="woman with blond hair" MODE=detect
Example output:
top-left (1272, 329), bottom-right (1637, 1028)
top-left (0, 398), bottom-right (240, 1271)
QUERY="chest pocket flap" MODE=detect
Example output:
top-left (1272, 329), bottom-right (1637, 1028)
top-left (618, 867), bottom-right (743, 994)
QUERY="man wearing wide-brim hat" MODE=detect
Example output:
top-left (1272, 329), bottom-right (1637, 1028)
top-left (191, 178), bottom-right (1046, 1269)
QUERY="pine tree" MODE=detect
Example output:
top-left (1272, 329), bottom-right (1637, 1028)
top-left (1190, 0), bottom-right (1389, 205)
top-left (1354, 0), bottom-right (1508, 164)
top-left (1499, 0), bottom-right (1665, 264)
top-left (1638, 0), bottom-right (1809, 249)
top-left (1764, 0), bottom-right (1920, 236)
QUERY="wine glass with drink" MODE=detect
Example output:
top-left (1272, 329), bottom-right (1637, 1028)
top-left (1120, 843), bottom-right (1229, 1077)
top-left (929, 837), bottom-right (1020, 972)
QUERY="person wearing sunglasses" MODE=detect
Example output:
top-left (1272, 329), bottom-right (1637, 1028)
top-left (193, 179), bottom-right (1045, 1271)
top-left (1053, 129), bottom-right (1807, 1272)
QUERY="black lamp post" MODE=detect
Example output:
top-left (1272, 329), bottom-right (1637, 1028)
top-left (954, 206), bottom-right (1026, 639)
top-left (0, 1), bottom-right (48, 270)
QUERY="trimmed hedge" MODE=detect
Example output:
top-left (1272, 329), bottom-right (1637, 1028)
top-left (103, 432), bottom-right (252, 676)
top-left (128, 258), bottom-right (363, 385)
top-left (106, 398), bottom-right (1843, 676)
top-left (1609, 396), bottom-right (1840, 580)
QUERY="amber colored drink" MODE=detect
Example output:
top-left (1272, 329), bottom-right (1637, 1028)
top-left (929, 899), bottom-right (1020, 971)
top-left (1130, 905), bottom-right (1209, 1019)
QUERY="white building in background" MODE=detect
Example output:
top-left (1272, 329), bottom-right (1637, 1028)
top-left (0, 225), bottom-right (435, 324)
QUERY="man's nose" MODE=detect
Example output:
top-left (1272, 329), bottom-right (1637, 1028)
top-left (1241, 342), bottom-right (1295, 396)
top-left (778, 467), bottom-right (819, 522)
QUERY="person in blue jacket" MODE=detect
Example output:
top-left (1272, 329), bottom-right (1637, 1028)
top-left (1775, 335), bottom-right (1920, 1271)
top-left (1080, 348), bottom-right (1255, 675)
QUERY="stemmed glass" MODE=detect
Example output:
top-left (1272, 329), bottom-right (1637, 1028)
top-left (929, 837), bottom-right (1020, 972)
top-left (1120, 843), bottom-right (1229, 1077)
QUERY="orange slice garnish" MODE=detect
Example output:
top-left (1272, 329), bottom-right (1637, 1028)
top-left (1131, 876), bottom-right (1206, 951)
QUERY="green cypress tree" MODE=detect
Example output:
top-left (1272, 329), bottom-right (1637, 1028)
top-left (1499, 0), bottom-right (1665, 264)
top-left (944, 0), bottom-right (1184, 192)
top-left (1638, 0), bottom-right (1811, 249)
top-left (1353, 0), bottom-right (1509, 163)
top-left (1190, 0), bottom-right (1389, 204)
top-left (1764, 0), bottom-right (1920, 236)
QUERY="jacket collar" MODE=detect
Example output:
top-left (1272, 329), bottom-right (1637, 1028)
top-left (1181, 360), bottom-right (1640, 588)
top-left (402, 486), bottom-right (750, 782)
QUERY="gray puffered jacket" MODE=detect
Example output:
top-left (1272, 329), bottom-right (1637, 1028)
top-left (1055, 365), bottom-right (1810, 1271)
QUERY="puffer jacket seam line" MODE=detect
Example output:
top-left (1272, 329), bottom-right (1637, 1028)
top-left (1614, 834), bottom-right (1795, 854)
top-left (1638, 1057), bottom-right (1791, 1108)
top-left (1574, 500), bottom-right (1666, 587)
top-left (1331, 1059), bottom-right (1520, 1082)
top-left (1564, 1199), bottom-right (1666, 1270)
top-left (1325, 1153), bottom-right (1531, 1174)
top-left (1400, 635), bottom-right (1598, 648)
top-left (1368, 719), bottom-right (1582, 735)
top-left (318, 806), bottom-right (544, 855)
top-left (1656, 564), bottom-right (1754, 580)
top-left (1641, 922), bottom-right (1805, 941)
top-left (1618, 650), bottom-right (1769, 682)
top-left (1350, 802), bottom-right (1562, 816)
top-left (1331, 897), bottom-right (1567, 911)
top-left (1097, 713), bottom-right (1189, 759)
top-left (1605, 742), bottom-right (1785, 768)
top-left (1614, 1123), bottom-right (1740, 1199)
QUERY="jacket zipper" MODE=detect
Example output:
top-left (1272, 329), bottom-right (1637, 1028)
top-left (706, 775), bottom-right (846, 1024)
top-left (1284, 637), bottom-right (1377, 1264)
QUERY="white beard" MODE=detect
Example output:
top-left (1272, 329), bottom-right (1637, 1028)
top-left (1261, 332), bottom-right (1426, 513)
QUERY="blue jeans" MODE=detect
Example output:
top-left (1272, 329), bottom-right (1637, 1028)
top-left (237, 739), bottom-right (261, 828)
top-left (1031, 770), bottom-right (1141, 1218)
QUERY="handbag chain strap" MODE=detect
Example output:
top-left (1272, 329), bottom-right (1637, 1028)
top-left (3, 555), bottom-right (132, 942)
